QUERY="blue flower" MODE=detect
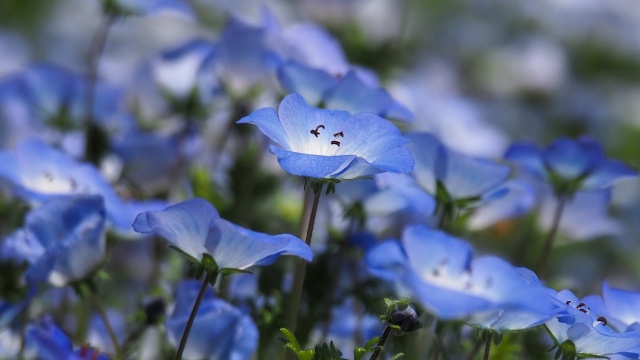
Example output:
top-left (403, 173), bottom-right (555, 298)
top-left (0, 138), bottom-right (162, 234)
top-left (132, 198), bottom-right (313, 270)
top-left (237, 93), bottom-right (414, 179)
top-left (150, 39), bottom-right (218, 103)
top-left (406, 132), bottom-right (511, 202)
top-left (24, 316), bottom-right (108, 360)
top-left (366, 225), bottom-right (555, 328)
top-left (467, 179), bottom-right (536, 230)
top-left (277, 62), bottom-right (413, 122)
top-left (546, 289), bottom-right (640, 359)
top-left (1, 195), bottom-right (106, 287)
top-left (599, 281), bottom-right (640, 332)
top-left (166, 281), bottom-right (258, 360)
top-left (505, 137), bottom-right (636, 196)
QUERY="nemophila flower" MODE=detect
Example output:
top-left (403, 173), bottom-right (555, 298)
top-left (406, 132), bottom-right (511, 202)
top-left (277, 62), bottom-right (413, 122)
top-left (545, 289), bottom-right (640, 359)
top-left (1, 195), bottom-right (106, 287)
top-left (0, 64), bottom-right (133, 143)
top-left (366, 224), bottom-right (555, 326)
top-left (597, 281), bottom-right (640, 332)
top-left (213, 14), bottom-right (280, 95)
top-left (467, 179), bottom-right (536, 230)
top-left (166, 281), bottom-right (258, 360)
top-left (24, 316), bottom-right (108, 360)
top-left (505, 137), bottom-right (637, 197)
top-left (237, 93), bottom-right (414, 180)
top-left (150, 39), bottom-right (218, 105)
top-left (0, 138), bottom-right (162, 233)
top-left (132, 198), bottom-right (312, 272)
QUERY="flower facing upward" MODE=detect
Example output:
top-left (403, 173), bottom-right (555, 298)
top-left (237, 93), bottom-right (414, 180)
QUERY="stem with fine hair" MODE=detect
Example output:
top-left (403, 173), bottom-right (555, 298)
top-left (536, 196), bottom-right (567, 277)
top-left (285, 183), bottom-right (323, 360)
top-left (174, 273), bottom-right (213, 360)
top-left (93, 292), bottom-right (122, 357)
top-left (483, 332), bottom-right (493, 360)
top-left (369, 325), bottom-right (392, 360)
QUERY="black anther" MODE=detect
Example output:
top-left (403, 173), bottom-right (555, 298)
top-left (331, 140), bottom-right (341, 147)
top-left (333, 131), bottom-right (344, 137)
top-left (597, 316), bottom-right (607, 326)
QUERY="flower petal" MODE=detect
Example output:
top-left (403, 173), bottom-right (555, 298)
top-left (269, 146), bottom-right (357, 178)
top-left (504, 141), bottom-right (546, 178)
top-left (277, 61), bottom-right (338, 105)
top-left (132, 198), bottom-right (218, 261)
top-left (237, 107), bottom-right (289, 148)
top-left (205, 219), bottom-right (310, 270)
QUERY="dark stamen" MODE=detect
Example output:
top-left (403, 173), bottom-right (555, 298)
top-left (333, 131), bottom-right (344, 138)
top-left (331, 140), bottom-right (341, 147)
top-left (597, 316), bottom-right (607, 326)
top-left (310, 125), bottom-right (325, 137)
top-left (566, 301), bottom-right (572, 305)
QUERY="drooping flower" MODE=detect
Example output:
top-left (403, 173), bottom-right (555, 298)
top-left (1, 195), bottom-right (106, 287)
top-left (237, 93), bottom-right (414, 180)
top-left (505, 137), bottom-right (636, 197)
top-left (132, 198), bottom-right (313, 272)
top-left (366, 224), bottom-right (556, 328)
top-left (166, 281), bottom-right (258, 360)
top-left (545, 289), bottom-right (640, 359)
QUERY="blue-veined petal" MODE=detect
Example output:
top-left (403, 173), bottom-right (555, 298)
top-left (132, 199), bottom-right (219, 261)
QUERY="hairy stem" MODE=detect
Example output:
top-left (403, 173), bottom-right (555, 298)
top-left (536, 196), bottom-right (567, 277)
top-left (174, 273), bottom-right (212, 360)
top-left (285, 184), bottom-right (323, 360)
top-left (93, 293), bottom-right (122, 357)
top-left (369, 326), bottom-right (392, 360)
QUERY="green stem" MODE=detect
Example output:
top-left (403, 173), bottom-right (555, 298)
top-left (536, 196), bottom-right (567, 277)
top-left (83, 12), bottom-right (115, 163)
top-left (464, 337), bottom-right (483, 360)
top-left (369, 326), bottom-right (392, 360)
top-left (285, 184), bottom-right (323, 360)
top-left (93, 292), bottom-right (122, 358)
top-left (174, 273), bottom-right (212, 360)
top-left (483, 333), bottom-right (492, 360)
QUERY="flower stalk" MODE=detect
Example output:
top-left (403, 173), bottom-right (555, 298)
top-left (174, 272), bottom-right (214, 360)
top-left (536, 196), bottom-right (567, 277)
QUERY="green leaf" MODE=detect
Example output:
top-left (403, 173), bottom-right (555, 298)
top-left (279, 328), bottom-right (301, 351)
top-left (389, 353), bottom-right (405, 360)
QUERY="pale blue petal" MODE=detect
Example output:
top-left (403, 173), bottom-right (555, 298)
top-left (205, 219), bottom-right (311, 270)
top-left (167, 281), bottom-right (258, 360)
top-left (405, 133), bottom-right (442, 194)
top-left (24, 195), bottom-right (106, 286)
top-left (569, 323), bottom-right (640, 356)
top-left (365, 240), bottom-right (407, 282)
top-left (323, 72), bottom-right (414, 122)
top-left (603, 281), bottom-right (640, 329)
top-left (237, 107), bottom-right (289, 148)
top-left (583, 160), bottom-right (637, 190)
top-left (544, 138), bottom-right (603, 180)
top-left (270, 146), bottom-right (357, 178)
top-left (440, 149), bottom-right (510, 199)
top-left (276, 93), bottom-right (351, 152)
top-left (505, 142), bottom-right (546, 178)
top-left (467, 179), bottom-right (536, 230)
top-left (402, 225), bottom-right (473, 279)
top-left (277, 61), bottom-right (338, 105)
top-left (132, 198), bottom-right (218, 261)
top-left (406, 271), bottom-right (493, 319)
